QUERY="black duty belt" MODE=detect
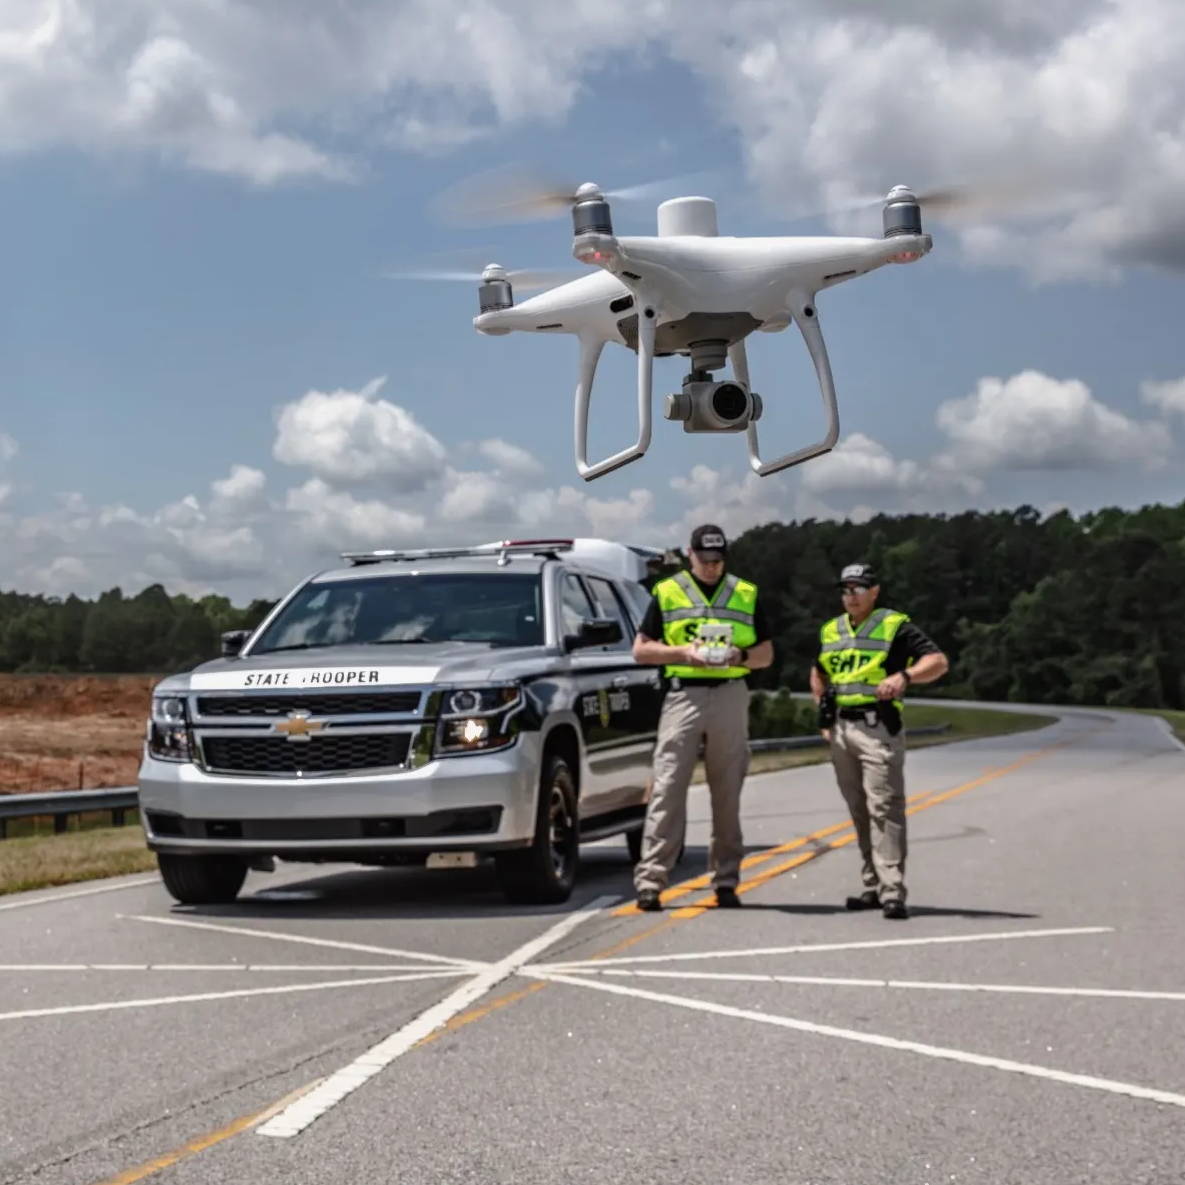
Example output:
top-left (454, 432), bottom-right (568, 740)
top-left (837, 706), bottom-right (879, 720)
top-left (668, 676), bottom-right (742, 690)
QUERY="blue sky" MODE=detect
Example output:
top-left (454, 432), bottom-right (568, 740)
top-left (1, 1), bottom-right (1182, 600)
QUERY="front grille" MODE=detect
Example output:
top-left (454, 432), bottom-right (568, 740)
top-left (196, 692), bottom-right (422, 717)
top-left (201, 732), bottom-right (412, 774)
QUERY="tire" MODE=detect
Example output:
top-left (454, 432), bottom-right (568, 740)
top-left (157, 853), bottom-right (248, 905)
top-left (496, 754), bottom-right (579, 905)
top-left (625, 817), bottom-right (686, 865)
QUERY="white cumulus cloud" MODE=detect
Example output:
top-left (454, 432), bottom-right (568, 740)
top-left (1141, 377), bottom-right (1185, 417)
top-left (935, 370), bottom-right (1171, 471)
top-left (273, 376), bottom-right (446, 493)
top-left (1, 3), bottom-right (1183, 280)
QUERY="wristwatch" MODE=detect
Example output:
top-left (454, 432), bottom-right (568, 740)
top-left (739, 647), bottom-right (750, 666)
top-left (899, 669), bottom-right (912, 686)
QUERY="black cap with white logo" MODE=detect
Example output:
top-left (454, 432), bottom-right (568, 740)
top-left (837, 562), bottom-right (878, 588)
top-left (690, 524), bottom-right (727, 560)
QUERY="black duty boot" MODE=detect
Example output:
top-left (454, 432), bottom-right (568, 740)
top-left (636, 889), bottom-right (662, 912)
top-left (845, 890), bottom-right (880, 911)
top-left (882, 899), bottom-right (909, 920)
top-left (714, 887), bottom-right (742, 909)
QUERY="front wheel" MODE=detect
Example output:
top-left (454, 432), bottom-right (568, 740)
top-left (495, 754), bottom-right (579, 905)
top-left (157, 853), bottom-right (247, 905)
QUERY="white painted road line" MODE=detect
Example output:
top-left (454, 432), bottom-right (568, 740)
top-left (0, 963), bottom-right (474, 973)
top-left (124, 913), bottom-right (484, 969)
top-left (592, 969), bottom-right (1185, 1001)
top-left (532, 926), bottom-right (1114, 971)
top-left (0, 876), bottom-right (159, 912)
top-left (1153, 715), bottom-right (1185, 752)
top-left (257, 895), bottom-right (619, 1139)
top-left (535, 972), bottom-right (1185, 1110)
top-left (0, 970), bottom-right (462, 1022)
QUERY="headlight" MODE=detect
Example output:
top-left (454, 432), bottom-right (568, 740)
top-left (148, 695), bottom-right (193, 762)
top-left (436, 685), bottom-right (522, 755)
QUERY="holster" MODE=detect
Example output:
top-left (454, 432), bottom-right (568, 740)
top-left (878, 700), bottom-right (903, 737)
top-left (817, 689), bottom-right (837, 731)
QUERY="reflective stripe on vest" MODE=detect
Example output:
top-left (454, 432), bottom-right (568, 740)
top-left (818, 608), bottom-right (909, 709)
top-left (656, 571), bottom-right (758, 680)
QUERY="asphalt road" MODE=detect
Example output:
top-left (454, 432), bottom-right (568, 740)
top-left (1, 706), bottom-right (1183, 1185)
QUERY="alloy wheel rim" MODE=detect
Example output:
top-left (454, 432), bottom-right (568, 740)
top-left (548, 784), bottom-right (574, 879)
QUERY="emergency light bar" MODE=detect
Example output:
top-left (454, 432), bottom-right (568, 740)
top-left (341, 540), bottom-right (575, 566)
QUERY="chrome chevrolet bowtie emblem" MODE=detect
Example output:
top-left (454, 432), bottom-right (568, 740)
top-left (273, 709), bottom-right (324, 741)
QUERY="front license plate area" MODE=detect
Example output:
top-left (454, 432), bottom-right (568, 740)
top-left (426, 851), bottom-right (478, 869)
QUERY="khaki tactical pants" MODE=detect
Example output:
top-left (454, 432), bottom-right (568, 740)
top-left (634, 679), bottom-right (750, 894)
top-left (830, 715), bottom-right (908, 903)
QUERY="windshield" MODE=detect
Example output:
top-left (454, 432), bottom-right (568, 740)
top-left (251, 573), bottom-right (544, 652)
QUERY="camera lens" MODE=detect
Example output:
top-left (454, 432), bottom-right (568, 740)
top-left (711, 383), bottom-right (748, 422)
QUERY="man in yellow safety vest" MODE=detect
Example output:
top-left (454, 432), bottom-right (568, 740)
top-left (631, 524), bottom-right (774, 912)
top-left (810, 562), bottom-right (949, 919)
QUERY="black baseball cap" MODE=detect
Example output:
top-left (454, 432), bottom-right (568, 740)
top-left (837, 562), bottom-right (878, 588)
top-left (690, 524), bottom-right (727, 560)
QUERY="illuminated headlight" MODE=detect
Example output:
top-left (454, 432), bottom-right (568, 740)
top-left (147, 695), bottom-right (193, 762)
top-left (437, 686), bottom-right (521, 755)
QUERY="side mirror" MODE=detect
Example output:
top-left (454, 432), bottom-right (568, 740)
top-left (566, 617), bottom-right (623, 651)
top-left (220, 629), bottom-right (250, 658)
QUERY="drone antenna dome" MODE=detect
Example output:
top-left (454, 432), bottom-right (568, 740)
top-left (657, 196), bottom-right (718, 238)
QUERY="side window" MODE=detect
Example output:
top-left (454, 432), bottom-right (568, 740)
top-left (619, 580), bottom-right (653, 630)
top-left (586, 577), bottom-right (633, 652)
top-left (560, 573), bottom-right (595, 637)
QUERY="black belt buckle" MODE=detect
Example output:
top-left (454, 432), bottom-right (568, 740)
top-left (863, 707), bottom-right (879, 728)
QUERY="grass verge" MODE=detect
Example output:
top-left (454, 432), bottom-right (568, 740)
top-left (0, 704), bottom-right (1053, 898)
top-left (0, 822), bottom-right (156, 896)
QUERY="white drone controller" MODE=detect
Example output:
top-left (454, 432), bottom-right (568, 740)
top-left (448, 182), bottom-right (933, 481)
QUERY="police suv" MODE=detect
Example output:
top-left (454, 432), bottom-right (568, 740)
top-left (139, 539), bottom-right (672, 906)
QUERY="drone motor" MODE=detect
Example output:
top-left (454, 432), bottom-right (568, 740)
top-left (477, 264), bottom-right (514, 314)
top-left (572, 183), bottom-right (613, 236)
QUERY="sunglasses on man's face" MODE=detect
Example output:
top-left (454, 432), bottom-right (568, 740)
top-left (841, 584), bottom-right (871, 596)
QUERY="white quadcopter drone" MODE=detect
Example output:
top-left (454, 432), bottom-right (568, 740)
top-left (420, 180), bottom-right (934, 482)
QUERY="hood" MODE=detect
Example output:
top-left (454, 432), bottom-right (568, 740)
top-left (155, 641), bottom-right (554, 694)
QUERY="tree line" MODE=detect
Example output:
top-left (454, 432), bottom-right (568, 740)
top-left (1, 502), bottom-right (1182, 708)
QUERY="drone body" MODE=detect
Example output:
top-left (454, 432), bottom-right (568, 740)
top-left (469, 186), bottom-right (933, 481)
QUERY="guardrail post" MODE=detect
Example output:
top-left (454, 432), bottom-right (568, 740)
top-left (54, 812), bottom-right (68, 835)
top-left (112, 808), bottom-right (126, 827)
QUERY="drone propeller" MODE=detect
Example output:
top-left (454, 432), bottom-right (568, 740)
top-left (383, 266), bottom-right (578, 292)
top-left (433, 165), bottom-right (717, 226)
top-left (796, 174), bottom-right (1078, 223)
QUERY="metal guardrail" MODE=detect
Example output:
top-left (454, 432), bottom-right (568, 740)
top-left (0, 724), bottom-right (952, 839)
top-left (0, 787), bottom-right (138, 839)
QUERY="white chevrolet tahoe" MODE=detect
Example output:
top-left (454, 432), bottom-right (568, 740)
top-left (139, 539), bottom-right (674, 906)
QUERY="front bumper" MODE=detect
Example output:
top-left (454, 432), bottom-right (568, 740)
top-left (138, 735), bottom-right (541, 857)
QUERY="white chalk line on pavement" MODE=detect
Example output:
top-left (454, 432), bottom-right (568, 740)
top-left (124, 913), bottom-right (483, 969)
top-left (589, 968), bottom-right (1185, 1002)
top-left (0, 970), bottom-right (464, 1022)
top-left (256, 895), bottom-right (619, 1139)
top-left (0, 963), bottom-right (470, 973)
top-left (531, 925), bottom-right (1114, 971)
top-left (0, 876), bottom-right (159, 912)
top-left (532, 972), bottom-right (1185, 1110)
